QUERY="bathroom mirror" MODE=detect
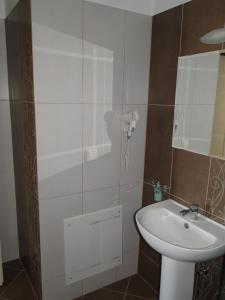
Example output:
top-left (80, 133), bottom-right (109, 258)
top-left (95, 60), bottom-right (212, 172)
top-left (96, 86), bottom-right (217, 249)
top-left (172, 50), bottom-right (225, 158)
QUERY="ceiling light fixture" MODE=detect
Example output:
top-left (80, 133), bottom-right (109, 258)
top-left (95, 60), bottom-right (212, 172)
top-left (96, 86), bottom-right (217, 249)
top-left (200, 27), bottom-right (225, 45)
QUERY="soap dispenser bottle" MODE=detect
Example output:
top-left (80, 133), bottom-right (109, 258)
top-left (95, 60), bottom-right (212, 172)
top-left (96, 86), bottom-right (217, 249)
top-left (153, 181), bottom-right (163, 202)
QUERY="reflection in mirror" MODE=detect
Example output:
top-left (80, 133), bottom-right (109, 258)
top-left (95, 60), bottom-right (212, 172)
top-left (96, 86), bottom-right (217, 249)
top-left (210, 54), bottom-right (225, 158)
top-left (172, 51), bottom-right (225, 159)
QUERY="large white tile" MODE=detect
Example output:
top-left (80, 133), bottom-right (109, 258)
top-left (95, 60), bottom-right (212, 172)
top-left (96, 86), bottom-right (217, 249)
top-left (0, 55), bottom-right (9, 100)
top-left (83, 104), bottom-right (122, 191)
top-left (83, 268), bottom-right (117, 295)
top-left (36, 104), bottom-right (83, 199)
top-left (42, 274), bottom-right (82, 300)
top-left (120, 183), bottom-right (142, 253)
top-left (0, 101), bottom-right (12, 136)
top-left (83, 2), bottom-right (125, 104)
top-left (116, 248), bottom-right (139, 281)
top-left (0, 19), bottom-right (8, 101)
top-left (0, 20), bottom-right (6, 57)
top-left (0, 173), bottom-right (18, 240)
top-left (0, 101), bottom-right (14, 174)
top-left (31, 0), bottom-right (83, 103)
top-left (123, 12), bottom-right (151, 105)
top-left (33, 51), bottom-right (82, 103)
top-left (0, 132), bottom-right (14, 174)
top-left (83, 186), bottom-right (120, 214)
top-left (1, 236), bottom-right (19, 262)
top-left (39, 193), bottom-right (83, 281)
top-left (120, 105), bottom-right (147, 186)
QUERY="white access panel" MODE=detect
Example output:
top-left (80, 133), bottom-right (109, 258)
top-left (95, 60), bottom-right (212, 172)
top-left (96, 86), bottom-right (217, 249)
top-left (64, 205), bottom-right (123, 285)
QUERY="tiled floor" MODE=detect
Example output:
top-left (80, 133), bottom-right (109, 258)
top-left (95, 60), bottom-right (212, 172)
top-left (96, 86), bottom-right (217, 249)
top-left (0, 260), bottom-right (158, 300)
top-left (75, 274), bottom-right (158, 300)
top-left (0, 260), bottom-right (37, 300)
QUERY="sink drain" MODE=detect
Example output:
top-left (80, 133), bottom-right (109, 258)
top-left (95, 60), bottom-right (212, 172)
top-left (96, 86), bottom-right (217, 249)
top-left (184, 223), bottom-right (189, 229)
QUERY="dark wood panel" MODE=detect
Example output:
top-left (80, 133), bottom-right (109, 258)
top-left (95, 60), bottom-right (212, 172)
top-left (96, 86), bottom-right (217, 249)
top-left (5, 0), bottom-right (42, 298)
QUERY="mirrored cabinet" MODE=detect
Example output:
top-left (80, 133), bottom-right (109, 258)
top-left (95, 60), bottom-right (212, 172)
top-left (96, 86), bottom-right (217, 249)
top-left (173, 51), bottom-right (225, 159)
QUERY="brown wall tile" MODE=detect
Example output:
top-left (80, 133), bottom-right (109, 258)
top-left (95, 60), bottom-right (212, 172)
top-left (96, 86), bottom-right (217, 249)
top-left (181, 0), bottom-right (225, 56)
top-left (6, 0), bottom-right (34, 102)
top-left (138, 253), bottom-right (161, 293)
top-left (171, 149), bottom-right (210, 208)
top-left (149, 6), bottom-right (182, 105)
top-left (142, 183), bottom-right (154, 207)
top-left (140, 239), bottom-right (161, 267)
top-left (141, 2), bottom-right (225, 297)
top-left (206, 158), bottom-right (225, 221)
top-left (144, 106), bottom-right (174, 186)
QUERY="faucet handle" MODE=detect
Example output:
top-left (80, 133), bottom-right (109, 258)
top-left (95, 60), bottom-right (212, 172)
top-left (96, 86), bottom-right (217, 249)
top-left (190, 204), bottom-right (199, 213)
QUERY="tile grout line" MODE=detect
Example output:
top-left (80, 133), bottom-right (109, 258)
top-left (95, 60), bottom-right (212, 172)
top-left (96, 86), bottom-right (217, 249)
top-left (2, 265), bottom-right (23, 272)
top-left (148, 103), bottom-right (175, 107)
top-left (0, 270), bottom-right (23, 297)
top-left (168, 192), bottom-right (225, 224)
top-left (169, 148), bottom-right (174, 193)
top-left (179, 4), bottom-right (184, 57)
top-left (126, 294), bottom-right (152, 300)
top-left (137, 273), bottom-right (159, 296)
top-left (119, 9), bottom-right (128, 205)
top-left (123, 276), bottom-right (131, 300)
top-left (81, 0), bottom-right (85, 218)
top-left (102, 287), bottom-right (124, 295)
top-left (205, 157), bottom-right (212, 211)
top-left (169, 192), bottom-right (207, 212)
top-left (139, 250), bottom-right (160, 268)
top-left (169, 4), bottom-right (184, 192)
top-left (29, 101), bottom-right (150, 105)
top-left (23, 270), bottom-right (39, 300)
top-left (81, 1), bottom-right (85, 296)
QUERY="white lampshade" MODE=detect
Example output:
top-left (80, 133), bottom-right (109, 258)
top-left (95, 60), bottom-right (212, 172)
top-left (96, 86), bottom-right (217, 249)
top-left (200, 28), bottom-right (225, 44)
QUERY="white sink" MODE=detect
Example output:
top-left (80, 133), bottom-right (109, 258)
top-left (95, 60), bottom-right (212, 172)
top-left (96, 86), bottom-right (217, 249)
top-left (136, 199), bottom-right (225, 262)
top-left (135, 199), bottom-right (225, 300)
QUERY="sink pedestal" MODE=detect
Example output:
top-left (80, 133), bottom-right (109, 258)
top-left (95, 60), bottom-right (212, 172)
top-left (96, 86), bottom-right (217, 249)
top-left (160, 256), bottom-right (195, 300)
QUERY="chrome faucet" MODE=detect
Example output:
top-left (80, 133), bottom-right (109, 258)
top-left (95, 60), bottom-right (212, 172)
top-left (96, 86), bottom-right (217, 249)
top-left (180, 204), bottom-right (199, 220)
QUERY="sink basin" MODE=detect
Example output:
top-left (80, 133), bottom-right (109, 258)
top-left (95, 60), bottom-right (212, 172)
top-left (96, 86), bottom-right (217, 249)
top-left (136, 199), bottom-right (225, 262)
top-left (135, 199), bottom-right (225, 300)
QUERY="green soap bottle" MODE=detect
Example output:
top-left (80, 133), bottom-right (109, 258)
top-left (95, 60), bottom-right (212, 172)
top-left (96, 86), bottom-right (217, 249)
top-left (154, 181), bottom-right (162, 202)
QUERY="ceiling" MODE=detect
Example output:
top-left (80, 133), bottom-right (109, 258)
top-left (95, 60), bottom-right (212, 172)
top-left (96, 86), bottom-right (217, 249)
top-left (85, 0), bottom-right (191, 15)
top-left (0, 0), bottom-right (191, 19)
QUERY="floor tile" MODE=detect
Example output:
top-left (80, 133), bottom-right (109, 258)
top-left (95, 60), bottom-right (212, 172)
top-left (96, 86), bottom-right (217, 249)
top-left (1, 272), bottom-right (37, 300)
top-left (126, 296), bottom-right (158, 300)
top-left (104, 278), bottom-right (129, 293)
top-left (0, 267), bottom-right (22, 295)
top-left (4, 260), bottom-right (23, 271)
top-left (84, 289), bottom-right (124, 300)
top-left (127, 275), bottom-right (157, 299)
top-left (126, 296), bottom-right (144, 300)
top-left (138, 253), bottom-right (161, 292)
